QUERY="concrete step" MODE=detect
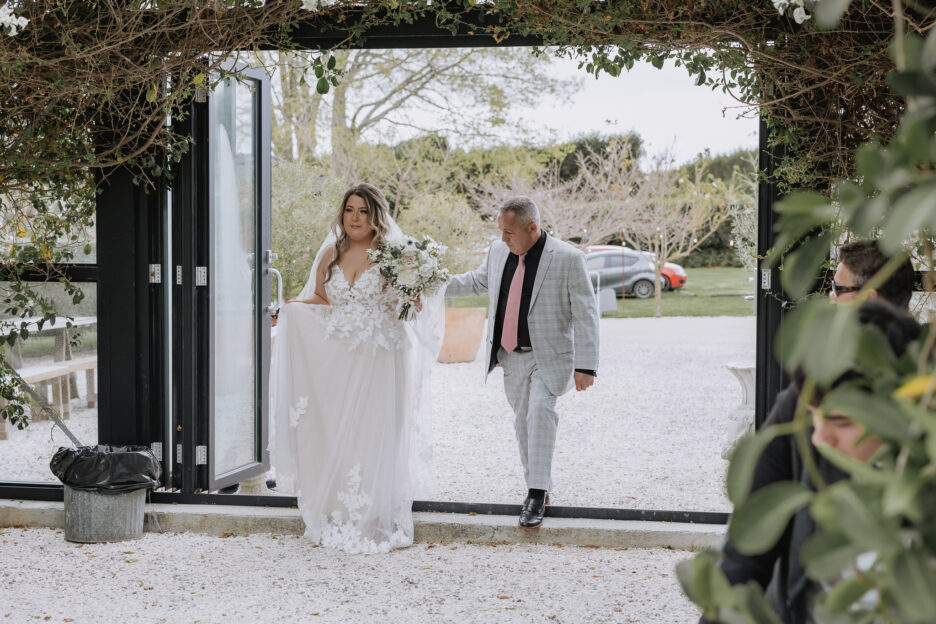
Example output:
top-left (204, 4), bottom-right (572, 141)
top-left (0, 499), bottom-right (725, 550)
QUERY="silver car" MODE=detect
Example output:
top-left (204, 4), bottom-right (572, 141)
top-left (585, 248), bottom-right (658, 299)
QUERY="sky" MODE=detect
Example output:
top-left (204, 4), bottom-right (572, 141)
top-left (522, 55), bottom-right (760, 166)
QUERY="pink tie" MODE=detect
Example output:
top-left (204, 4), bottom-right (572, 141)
top-left (501, 253), bottom-right (526, 353)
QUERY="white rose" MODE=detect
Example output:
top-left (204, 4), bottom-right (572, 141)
top-left (398, 267), bottom-right (420, 287)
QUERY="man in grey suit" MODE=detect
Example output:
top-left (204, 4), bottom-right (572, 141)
top-left (445, 196), bottom-right (600, 529)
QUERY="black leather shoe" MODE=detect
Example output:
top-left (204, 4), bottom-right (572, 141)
top-left (518, 493), bottom-right (547, 529)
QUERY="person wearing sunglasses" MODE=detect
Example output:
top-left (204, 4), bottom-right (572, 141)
top-left (700, 240), bottom-right (916, 624)
top-left (829, 240), bottom-right (916, 307)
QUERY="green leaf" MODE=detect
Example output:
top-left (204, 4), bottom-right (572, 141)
top-left (83, 243), bottom-right (92, 256)
top-left (781, 231), bottom-right (833, 301)
top-left (800, 531), bottom-right (865, 582)
top-left (778, 302), bottom-right (859, 387)
top-left (922, 24), bottom-right (936, 76)
top-left (814, 444), bottom-right (890, 486)
top-left (728, 481), bottom-right (813, 556)
top-left (892, 34), bottom-right (925, 72)
top-left (854, 142), bottom-right (884, 190)
top-left (891, 550), bottom-right (936, 621)
top-left (854, 326), bottom-right (897, 379)
top-left (316, 77), bottom-right (330, 95)
top-left (824, 576), bottom-right (870, 613)
top-left (882, 471), bottom-right (923, 522)
top-left (827, 484), bottom-right (902, 555)
top-left (766, 192), bottom-right (835, 268)
top-left (726, 426), bottom-right (781, 505)
top-left (192, 73), bottom-right (206, 86)
top-left (822, 386), bottom-right (913, 443)
top-left (327, 55), bottom-right (336, 70)
top-left (894, 113), bottom-right (934, 165)
top-left (887, 71), bottom-right (936, 98)
top-left (814, 0), bottom-right (852, 30)
top-left (880, 182), bottom-right (936, 256)
top-left (847, 196), bottom-right (888, 239)
top-left (675, 550), bottom-right (734, 611)
top-left (146, 84), bottom-right (157, 103)
top-left (314, 64), bottom-right (324, 79)
top-left (738, 583), bottom-right (785, 624)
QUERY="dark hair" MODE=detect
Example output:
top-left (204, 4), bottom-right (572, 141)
top-left (791, 299), bottom-right (922, 405)
top-left (837, 240), bottom-right (915, 309)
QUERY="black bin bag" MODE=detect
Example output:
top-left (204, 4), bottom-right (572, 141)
top-left (50, 445), bottom-right (161, 494)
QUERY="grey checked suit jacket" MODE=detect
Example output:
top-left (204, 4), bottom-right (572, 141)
top-left (445, 235), bottom-right (600, 396)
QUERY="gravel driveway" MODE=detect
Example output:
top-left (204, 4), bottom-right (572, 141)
top-left (0, 527), bottom-right (699, 623)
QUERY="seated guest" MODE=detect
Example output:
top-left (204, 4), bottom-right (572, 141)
top-left (702, 300), bottom-right (922, 624)
top-left (828, 240), bottom-right (916, 308)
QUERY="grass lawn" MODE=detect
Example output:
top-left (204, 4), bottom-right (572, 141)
top-left (607, 267), bottom-right (755, 318)
top-left (448, 267), bottom-right (755, 318)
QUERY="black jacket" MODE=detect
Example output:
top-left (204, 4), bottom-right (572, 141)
top-left (701, 386), bottom-right (847, 624)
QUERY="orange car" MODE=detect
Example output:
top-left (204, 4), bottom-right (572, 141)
top-left (584, 245), bottom-right (686, 299)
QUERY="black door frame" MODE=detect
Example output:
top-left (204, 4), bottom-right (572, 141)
top-left (0, 16), bottom-right (785, 524)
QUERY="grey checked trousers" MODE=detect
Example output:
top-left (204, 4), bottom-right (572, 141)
top-left (498, 347), bottom-right (559, 492)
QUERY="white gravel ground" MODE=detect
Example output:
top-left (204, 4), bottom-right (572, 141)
top-left (0, 527), bottom-right (699, 623)
top-left (430, 316), bottom-right (754, 511)
top-left (1, 316), bottom-right (754, 512)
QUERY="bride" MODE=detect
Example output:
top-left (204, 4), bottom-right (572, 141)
top-left (269, 183), bottom-right (443, 554)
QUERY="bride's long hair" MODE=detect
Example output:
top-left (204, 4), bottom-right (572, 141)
top-left (324, 183), bottom-right (393, 283)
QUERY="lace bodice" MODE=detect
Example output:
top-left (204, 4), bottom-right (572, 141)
top-left (317, 265), bottom-right (406, 352)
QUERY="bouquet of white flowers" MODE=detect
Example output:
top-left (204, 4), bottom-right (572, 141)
top-left (368, 236), bottom-right (451, 321)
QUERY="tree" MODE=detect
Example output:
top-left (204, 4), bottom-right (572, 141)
top-left (465, 135), bottom-right (644, 248)
top-left (552, 140), bottom-right (751, 316)
top-left (271, 160), bottom-right (347, 299)
top-left (262, 47), bottom-right (580, 163)
top-left (611, 151), bottom-right (748, 317)
top-left (396, 191), bottom-right (492, 275)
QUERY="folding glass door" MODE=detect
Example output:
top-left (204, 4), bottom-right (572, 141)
top-left (170, 63), bottom-right (273, 493)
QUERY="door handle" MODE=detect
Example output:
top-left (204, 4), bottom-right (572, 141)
top-left (266, 267), bottom-right (283, 314)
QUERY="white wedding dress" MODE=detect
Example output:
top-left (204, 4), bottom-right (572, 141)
top-left (269, 251), bottom-right (442, 554)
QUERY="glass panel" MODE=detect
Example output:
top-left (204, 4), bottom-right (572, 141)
top-left (0, 282), bottom-right (98, 482)
top-left (0, 196), bottom-right (96, 265)
top-left (58, 214), bottom-right (97, 265)
top-left (210, 77), bottom-right (259, 476)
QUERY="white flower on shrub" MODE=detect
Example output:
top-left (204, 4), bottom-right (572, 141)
top-left (772, 0), bottom-right (813, 23)
top-left (1, 4), bottom-right (28, 36)
top-left (301, 0), bottom-right (340, 9)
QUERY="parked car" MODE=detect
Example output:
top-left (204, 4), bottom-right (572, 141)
top-left (584, 245), bottom-right (687, 298)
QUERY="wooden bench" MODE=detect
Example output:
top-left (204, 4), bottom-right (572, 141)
top-left (0, 356), bottom-right (97, 439)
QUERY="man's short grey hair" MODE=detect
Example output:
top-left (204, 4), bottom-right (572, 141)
top-left (499, 196), bottom-right (540, 226)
